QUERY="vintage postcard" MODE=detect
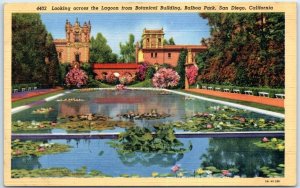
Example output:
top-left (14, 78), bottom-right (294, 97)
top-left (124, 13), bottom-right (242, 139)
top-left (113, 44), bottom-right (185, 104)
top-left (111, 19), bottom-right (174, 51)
top-left (3, 2), bottom-right (296, 186)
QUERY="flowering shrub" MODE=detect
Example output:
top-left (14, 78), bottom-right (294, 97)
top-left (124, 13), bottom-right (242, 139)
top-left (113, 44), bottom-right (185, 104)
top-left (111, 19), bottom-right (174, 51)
top-left (152, 68), bottom-right (180, 88)
top-left (95, 73), bottom-right (106, 82)
top-left (186, 64), bottom-right (199, 85)
top-left (119, 72), bottom-right (135, 85)
top-left (65, 67), bottom-right (88, 88)
top-left (105, 71), bottom-right (118, 84)
top-left (116, 84), bottom-right (126, 90)
top-left (136, 63), bottom-right (148, 81)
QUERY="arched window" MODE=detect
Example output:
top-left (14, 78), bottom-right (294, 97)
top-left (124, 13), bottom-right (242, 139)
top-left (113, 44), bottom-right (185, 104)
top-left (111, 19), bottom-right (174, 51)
top-left (75, 32), bottom-right (80, 42)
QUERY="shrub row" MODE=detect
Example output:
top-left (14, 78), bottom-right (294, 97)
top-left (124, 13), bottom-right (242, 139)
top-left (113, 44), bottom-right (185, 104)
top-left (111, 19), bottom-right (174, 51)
top-left (194, 83), bottom-right (284, 98)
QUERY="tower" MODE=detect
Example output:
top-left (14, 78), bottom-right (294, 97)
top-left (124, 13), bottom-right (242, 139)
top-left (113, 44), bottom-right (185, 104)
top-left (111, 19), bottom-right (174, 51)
top-left (142, 28), bottom-right (164, 49)
top-left (54, 19), bottom-right (91, 64)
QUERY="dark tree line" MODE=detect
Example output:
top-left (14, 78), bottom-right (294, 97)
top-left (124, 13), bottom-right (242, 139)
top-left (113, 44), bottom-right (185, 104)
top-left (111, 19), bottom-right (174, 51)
top-left (12, 13), bottom-right (61, 87)
top-left (197, 13), bottom-right (285, 88)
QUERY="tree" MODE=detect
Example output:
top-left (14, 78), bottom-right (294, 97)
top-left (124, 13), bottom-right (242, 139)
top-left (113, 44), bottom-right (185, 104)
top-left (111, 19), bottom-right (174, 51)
top-left (12, 13), bottom-right (60, 87)
top-left (163, 37), bottom-right (176, 45)
top-left (175, 49), bottom-right (187, 88)
top-left (90, 33), bottom-right (118, 63)
top-left (119, 34), bottom-right (136, 63)
top-left (198, 13), bottom-right (285, 88)
top-left (45, 33), bottom-right (61, 87)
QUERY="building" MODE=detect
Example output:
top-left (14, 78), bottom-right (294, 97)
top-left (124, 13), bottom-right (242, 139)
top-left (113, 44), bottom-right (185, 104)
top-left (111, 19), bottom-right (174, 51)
top-left (54, 19), bottom-right (91, 64)
top-left (136, 28), bottom-right (207, 66)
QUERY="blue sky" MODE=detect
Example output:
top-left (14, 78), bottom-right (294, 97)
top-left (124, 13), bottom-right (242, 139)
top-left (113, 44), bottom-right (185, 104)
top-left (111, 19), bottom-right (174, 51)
top-left (41, 13), bottom-right (210, 55)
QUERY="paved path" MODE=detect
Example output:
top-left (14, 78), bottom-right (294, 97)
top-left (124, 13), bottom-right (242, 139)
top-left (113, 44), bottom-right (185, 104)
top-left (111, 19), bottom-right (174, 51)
top-left (12, 87), bottom-right (64, 102)
top-left (186, 89), bottom-right (284, 108)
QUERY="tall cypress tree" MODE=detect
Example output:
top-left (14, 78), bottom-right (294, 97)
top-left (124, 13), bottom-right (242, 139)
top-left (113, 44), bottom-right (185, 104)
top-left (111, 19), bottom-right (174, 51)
top-left (176, 49), bottom-right (187, 89)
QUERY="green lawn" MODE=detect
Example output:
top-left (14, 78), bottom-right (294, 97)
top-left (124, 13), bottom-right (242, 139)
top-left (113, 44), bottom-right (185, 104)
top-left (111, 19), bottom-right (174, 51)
top-left (179, 90), bottom-right (284, 114)
top-left (129, 79), bottom-right (152, 87)
top-left (12, 90), bottom-right (65, 108)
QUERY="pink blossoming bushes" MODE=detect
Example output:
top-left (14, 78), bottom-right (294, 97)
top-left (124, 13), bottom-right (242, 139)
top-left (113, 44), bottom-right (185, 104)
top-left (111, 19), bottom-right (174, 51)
top-left (65, 67), bottom-right (88, 87)
top-left (152, 68), bottom-right (180, 88)
top-left (119, 73), bottom-right (135, 85)
top-left (185, 64), bottom-right (199, 85)
top-left (136, 63), bottom-right (147, 81)
top-left (105, 71), bottom-right (118, 84)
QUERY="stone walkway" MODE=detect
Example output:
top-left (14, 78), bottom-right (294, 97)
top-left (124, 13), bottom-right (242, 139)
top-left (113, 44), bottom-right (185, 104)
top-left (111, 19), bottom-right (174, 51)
top-left (12, 87), bottom-right (64, 102)
top-left (186, 89), bottom-right (284, 108)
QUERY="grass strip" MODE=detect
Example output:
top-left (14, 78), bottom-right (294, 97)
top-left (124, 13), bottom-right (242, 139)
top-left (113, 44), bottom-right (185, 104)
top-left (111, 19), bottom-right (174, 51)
top-left (12, 90), bottom-right (65, 108)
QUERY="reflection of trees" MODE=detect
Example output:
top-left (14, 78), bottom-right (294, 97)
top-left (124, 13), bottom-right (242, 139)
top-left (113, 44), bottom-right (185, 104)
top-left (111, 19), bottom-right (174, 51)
top-left (200, 138), bottom-right (284, 177)
top-left (12, 155), bottom-right (41, 170)
top-left (117, 152), bottom-right (184, 167)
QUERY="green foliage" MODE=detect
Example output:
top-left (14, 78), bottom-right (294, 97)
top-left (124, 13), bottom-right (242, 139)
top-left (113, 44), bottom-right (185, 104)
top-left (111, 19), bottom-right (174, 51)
top-left (260, 164), bottom-right (284, 177)
top-left (59, 63), bottom-right (71, 86)
top-left (110, 125), bottom-right (192, 154)
top-left (89, 33), bottom-right (118, 63)
top-left (163, 37), bottom-right (176, 45)
top-left (198, 13), bottom-right (285, 88)
top-left (11, 167), bottom-right (109, 178)
top-left (129, 79), bottom-right (152, 87)
top-left (146, 66), bottom-right (156, 79)
top-left (12, 13), bottom-right (60, 87)
top-left (254, 138), bottom-right (285, 151)
top-left (175, 49), bottom-right (187, 89)
top-left (169, 106), bottom-right (284, 132)
top-left (11, 139), bottom-right (71, 157)
top-left (12, 119), bottom-right (134, 133)
top-left (119, 34), bottom-right (136, 63)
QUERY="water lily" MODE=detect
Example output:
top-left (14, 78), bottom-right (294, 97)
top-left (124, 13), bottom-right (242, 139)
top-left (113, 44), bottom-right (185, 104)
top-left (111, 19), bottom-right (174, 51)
top-left (271, 138), bottom-right (277, 142)
top-left (15, 150), bottom-right (22, 155)
top-left (171, 164), bottom-right (180, 173)
top-left (206, 124), bottom-right (213, 129)
top-left (196, 168), bottom-right (204, 175)
top-left (177, 172), bottom-right (184, 177)
top-left (205, 170), bottom-right (212, 175)
top-left (262, 137), bottom-right (269, 142)
top-left (38, 147), bottom-right (45, 152)
top-left (222, 170), bottom-right (232, 177)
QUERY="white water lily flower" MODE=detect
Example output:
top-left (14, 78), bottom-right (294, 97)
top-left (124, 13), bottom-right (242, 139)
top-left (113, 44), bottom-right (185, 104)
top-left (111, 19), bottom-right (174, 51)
top-left (205, 170), bottom-right (212, 175)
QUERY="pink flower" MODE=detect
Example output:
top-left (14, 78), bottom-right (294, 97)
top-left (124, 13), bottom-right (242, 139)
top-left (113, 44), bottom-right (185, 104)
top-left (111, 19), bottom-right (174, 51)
top-left (116, 84), bottom-right (126, 90)
top-left (38, 147), bottom-right (45, 152)
top-left (152, 68), bottom-right (180, 88)
top-left (15, 150), bottom-right (22, 155)
top-left (262, 137), bottom-right (269, 142)
top-left (171, 164), bottom-right (180, 173)
top-left (65, 67), bottom-right (88, 87)
top-left (222, 170), bottom-right (231, 176)
top-left (136, 63), bottom-right (148, 81)
top-left (206, 124), bottom-right (213, 129)
top-left (185, 65), bottom-right (199, 85)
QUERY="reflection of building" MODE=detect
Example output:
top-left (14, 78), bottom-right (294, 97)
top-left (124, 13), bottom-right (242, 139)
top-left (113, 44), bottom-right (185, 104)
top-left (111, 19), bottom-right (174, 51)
top-left (54, 19), bottom-right (91, 64)
top-left (136, 28), bottom-right (207, 66)
top-left (59, 102), bottom-right (90, 116)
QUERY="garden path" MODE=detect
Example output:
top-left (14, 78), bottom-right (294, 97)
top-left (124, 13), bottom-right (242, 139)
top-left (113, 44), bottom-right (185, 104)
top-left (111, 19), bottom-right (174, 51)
top-left (12, 87), bottom-right (63, 102)
top-left (186, 89), bottom-right (284, 108)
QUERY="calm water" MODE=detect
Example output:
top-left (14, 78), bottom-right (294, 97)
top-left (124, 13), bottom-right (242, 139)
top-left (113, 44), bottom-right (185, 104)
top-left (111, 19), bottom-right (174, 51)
top-left (12, 90), bottom-right (281, 133)
top-left (12, 137), bottom-right (284, 177)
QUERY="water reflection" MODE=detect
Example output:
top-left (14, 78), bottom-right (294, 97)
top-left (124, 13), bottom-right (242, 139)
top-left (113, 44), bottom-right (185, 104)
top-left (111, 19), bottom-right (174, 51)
top-left (200, 138), bottom-right (284, 177)
top-left (12, 155), bottom-right (41, 170)
top-left (118, 152), bottom-right (184, 167)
